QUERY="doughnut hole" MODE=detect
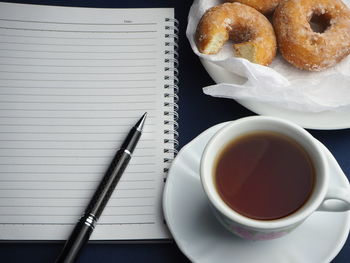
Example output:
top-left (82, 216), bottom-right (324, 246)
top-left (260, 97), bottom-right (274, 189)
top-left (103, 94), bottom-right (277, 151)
top-left (309, 12), bottom-right (332, 33)
top-left (229, 27), bottom-right (255, 43)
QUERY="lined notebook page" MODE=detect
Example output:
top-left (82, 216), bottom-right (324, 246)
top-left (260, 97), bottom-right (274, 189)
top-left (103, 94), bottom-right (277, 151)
top-left (0, 3), bottom-right (175, 240)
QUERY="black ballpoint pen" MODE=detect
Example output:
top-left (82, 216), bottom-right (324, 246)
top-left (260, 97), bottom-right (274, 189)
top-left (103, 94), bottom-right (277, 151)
top-left (55, 113), bottom-right (147, 263)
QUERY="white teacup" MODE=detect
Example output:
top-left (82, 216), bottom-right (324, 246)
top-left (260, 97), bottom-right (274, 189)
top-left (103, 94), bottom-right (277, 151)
top-left (200, 116), bottom-right (350, 240)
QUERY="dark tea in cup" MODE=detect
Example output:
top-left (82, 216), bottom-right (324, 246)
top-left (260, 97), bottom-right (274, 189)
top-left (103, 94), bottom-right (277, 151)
top-left (214, 131), bottom-right (315, 220)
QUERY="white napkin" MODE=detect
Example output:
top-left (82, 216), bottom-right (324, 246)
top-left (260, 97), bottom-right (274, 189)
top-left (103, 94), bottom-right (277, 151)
top-left (187, 0), bottom-right (350, 112)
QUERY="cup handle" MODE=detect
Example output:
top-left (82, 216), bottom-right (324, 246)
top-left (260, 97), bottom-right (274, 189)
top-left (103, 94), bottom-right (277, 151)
top-left (317, 187), bottom-right (350, 212)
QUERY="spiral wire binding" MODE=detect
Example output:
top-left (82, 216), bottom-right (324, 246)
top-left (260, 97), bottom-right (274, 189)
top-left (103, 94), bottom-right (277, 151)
top-left (163, 17), bottom-right (179, 173)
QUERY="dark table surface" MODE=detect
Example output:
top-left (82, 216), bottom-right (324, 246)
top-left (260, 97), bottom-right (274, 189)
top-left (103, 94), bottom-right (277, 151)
top-left (0, 0), bottom-right (349, 262)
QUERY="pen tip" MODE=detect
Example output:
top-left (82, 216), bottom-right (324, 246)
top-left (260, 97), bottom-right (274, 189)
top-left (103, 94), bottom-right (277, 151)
top-left (135, 113), bottom-right (147, 132)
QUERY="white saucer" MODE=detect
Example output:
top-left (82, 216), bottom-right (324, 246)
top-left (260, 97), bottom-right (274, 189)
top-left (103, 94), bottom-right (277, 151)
top-left (163, 123), bottom-right (350, 263)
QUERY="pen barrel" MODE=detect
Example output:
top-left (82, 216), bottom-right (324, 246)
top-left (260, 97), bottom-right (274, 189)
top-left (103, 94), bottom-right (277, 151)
top-left (56, 117), bottom-right (144, 263)
top-left (121, 127), bottom-right (141, 153)
top-left (87, 149), bottom-right (131, 219)
top-left (55, 215), bottom-right (94, 263)
top-left (56, 151), bottom-right (130, 263)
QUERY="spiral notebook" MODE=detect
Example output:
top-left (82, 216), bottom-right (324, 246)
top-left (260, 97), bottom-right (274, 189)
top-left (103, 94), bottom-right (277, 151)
top-left (0, 2), bottom-right (178, 240)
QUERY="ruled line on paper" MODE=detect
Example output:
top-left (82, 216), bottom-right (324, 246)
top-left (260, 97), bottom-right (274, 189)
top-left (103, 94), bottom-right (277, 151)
top-left (0, 154), bottom-right (157, 158)
top-left (0, 123), bottom-right (157, 127)
top-left (0, 195), bottom-right (156, 202)
top-left (0, 171), bottom-right (156, 174)
top-left (0, 71), bottom-right (157, 74)
top-left (0, 197), bottom-right (155, 203)
top-left (0, 103), bottom-right (156, 106)
top-left (0, 187), bottom-right (156, 191)
top-left (0, 27), bottom-right (157, 33)
top-left (0, 213), bottom-right (155, 216)
top-left (0, 140), bottom-right (157, 144)
top-left (0, 33), bottom-right (158, 40)
top-left (0, 42), bottom-right (157, 47)
top-left (0, 220), bottom-right (154, 225)
top-left (0, 18), bottom-right (158, 26)
top-left (0, 198), bottom-right (155, 202)
top-left (0, 100), bottom-right (157, 103)
top-left (0, 117), bottom-right (154, 122)
top-left (0, 106), bottom-right (157, 110)
top-left (0, 179), bottom-right (156, 182)
top-left (0, 150), bottom-right (155, 156)
top-left (0, 205), bottom-right (156, 211)
top-left (0, 131), bottom-right (155, 134)
top-left (0, 189), bottom-right (159, 196)
top-left (0, 172), bottom-right (159, 181)
top-left (0, 56), bottom-right (157, 60)
top-left (0, 112), bottom-right (156, 116)
top-left (0, 85), bottom-right (155, 90)
top-left (0, 165), bottom-right (156, 168)
top-left (0, 172), bottom-right (158, 178)
top-left (0, 108), bottom-right (158, 112)
top-left (0, 49), bottom-right (157, 54)
top-left (0, 186), bottom-right (157, 191)
top-left (0, 195), bottom-right (155, 200)
top-left (0, 223), bottom-right (155, 226)
top-left (0, 79), bottom-right (157, 82)
top-left (0, 125), bottom-right (156, 129)
top-left (0, 94), bottom-right (158, 97)
top-left (0, 64), bottom-right (157, 67)
top-left (0, 204), bottom-right (154, 208)
top-left (0, 117), bottom-right (156, 120)
top-left (0, 147), bottom-right (155, 150)
top-left (0, 179), bottom-right (157, 184)
top-left (0, 150), bottom-right (156, 154)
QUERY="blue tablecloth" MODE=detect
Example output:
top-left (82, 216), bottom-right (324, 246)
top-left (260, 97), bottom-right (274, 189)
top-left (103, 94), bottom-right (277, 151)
top-left (0, 0), bottom-right (349, 262)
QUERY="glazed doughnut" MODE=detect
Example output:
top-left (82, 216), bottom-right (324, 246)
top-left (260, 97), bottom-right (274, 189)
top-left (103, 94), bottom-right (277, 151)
top-left (195, 3), bottom-right (277, 66)
top-left (226, 0), bottom-right (281, 14)
top-left (274, 0), bottom-right (350, 71)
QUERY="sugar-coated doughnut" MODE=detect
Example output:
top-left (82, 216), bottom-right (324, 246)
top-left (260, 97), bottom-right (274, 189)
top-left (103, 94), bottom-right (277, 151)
top-left (226, 0), bottom-right (281, 14)
top-left (274, 0), bottom-right (350, 71)
top-left (195, 3), bottom-right (277, 66)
